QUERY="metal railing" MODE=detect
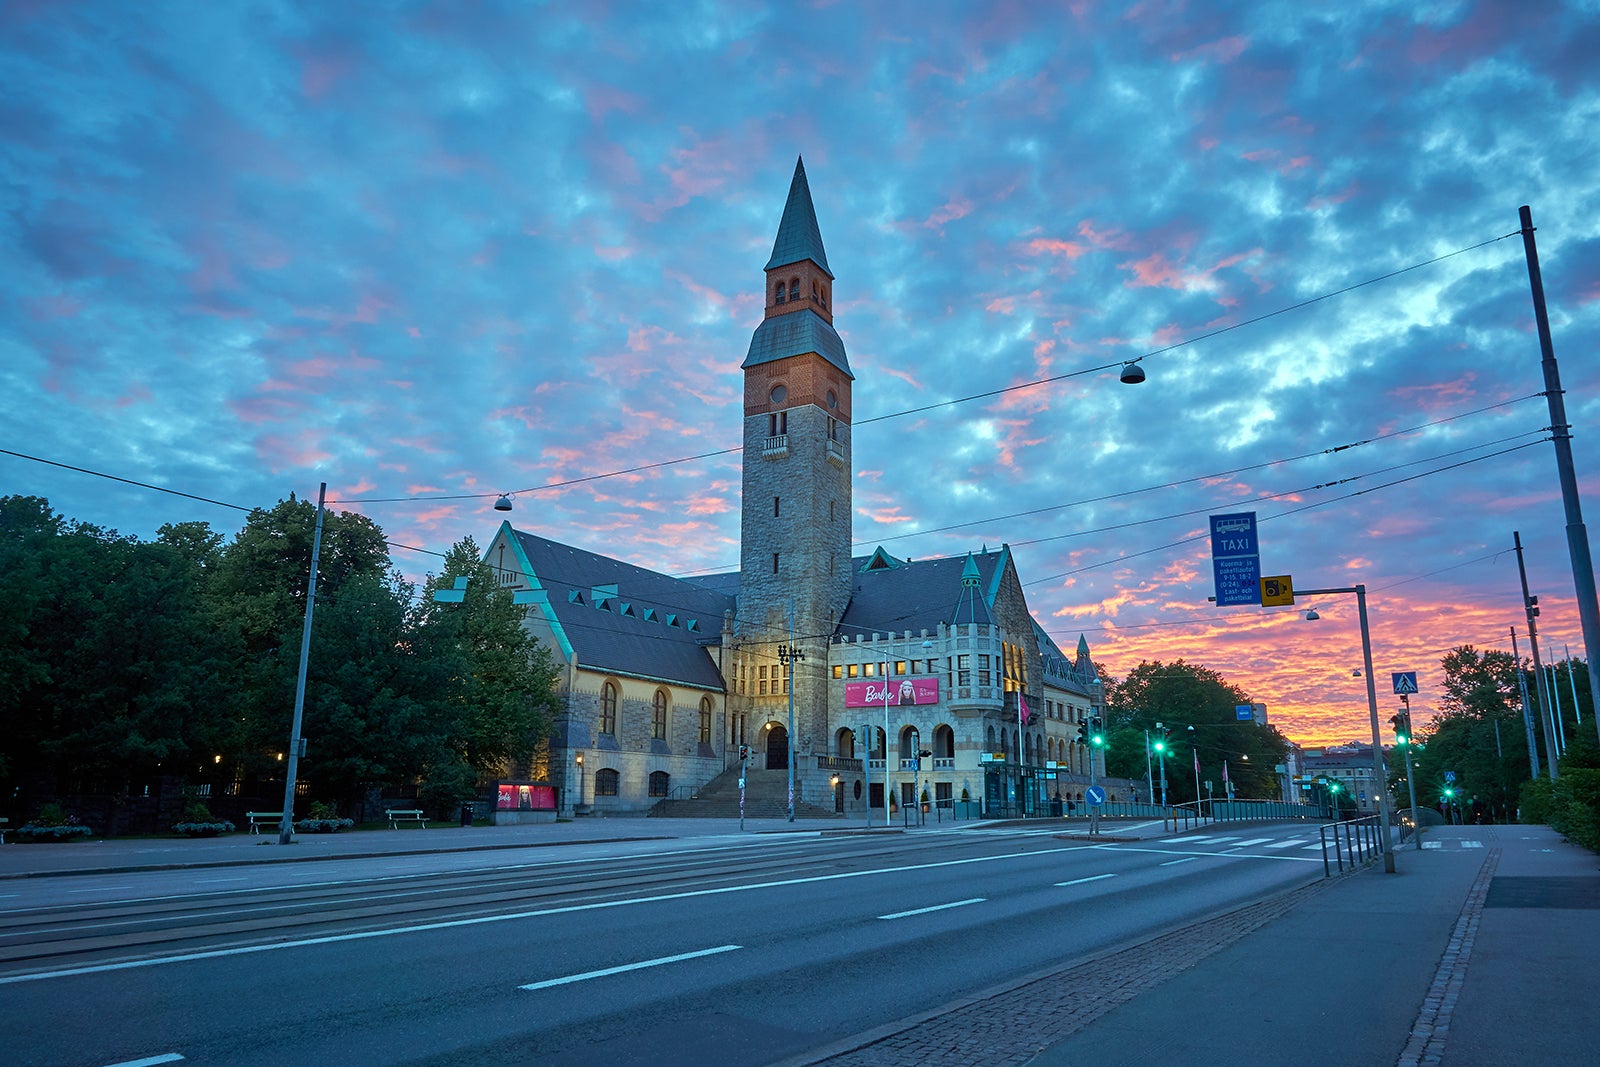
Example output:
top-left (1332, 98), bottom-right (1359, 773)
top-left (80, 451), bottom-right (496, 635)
top-left (1319, 814), bottom-right (1391, 876)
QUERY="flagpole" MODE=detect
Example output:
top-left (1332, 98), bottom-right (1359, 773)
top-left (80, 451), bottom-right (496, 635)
top-left (1193, 748), bottom-right (1201, 815)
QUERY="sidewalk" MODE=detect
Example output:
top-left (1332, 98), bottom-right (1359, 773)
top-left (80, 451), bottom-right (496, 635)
top-left (0, 813), bottom-right (1180, 880)
top-left (799, 822), bottom-right (1599, 1067)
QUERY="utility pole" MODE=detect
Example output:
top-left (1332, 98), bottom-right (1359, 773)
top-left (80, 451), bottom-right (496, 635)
top-left (1510, 626), bottom-right (1541, 780)
top-left (1514, 532), bottom-right (1559, 778)
top-left (278, 482), bottom-right (326, 846)
top-left (777, 601), bottom-right (804, 822)
top-left (1520, 206), bottom-right (1600, 747)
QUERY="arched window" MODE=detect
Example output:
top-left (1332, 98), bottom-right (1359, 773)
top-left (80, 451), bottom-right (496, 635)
top-left (837, 727), bottom-right (855, 758)
top-left (986, 725), bottom-right (997, 753)
top-left (652, 690), bottom-right (668, 740)
top-left (788, 277), bottom-right (799, 302)
top-left (595, 768), bottom-right (619, 796)
top-left (774, 282), bottom-right (786, 304)
top-left (649, 771), bottom-right (670, 797)
top-left (699, 697), bottom-right (713, 745)
top-left (811, 279), bottom-right (819, 302)
top-left (599, 682), bottom-right (618, 735)
top-left (934, 724), bottom-right (955, 759)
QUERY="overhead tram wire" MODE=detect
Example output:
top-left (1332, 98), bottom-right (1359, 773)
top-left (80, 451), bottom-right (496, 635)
top-left (863, 394), bottom-right (1542, 549)
top-left (330, 230), bottom-right (1524, 508)
top-left (1011, 428), bottom-right (1550, 553)
top-left (1023, 436), bottom-right (1551, 587)
top-left (0, 447), bottom-right (450, 562)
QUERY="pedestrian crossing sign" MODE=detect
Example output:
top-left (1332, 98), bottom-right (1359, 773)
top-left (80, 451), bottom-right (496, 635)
top-left (1392, 671), bottom-right (1418, 694)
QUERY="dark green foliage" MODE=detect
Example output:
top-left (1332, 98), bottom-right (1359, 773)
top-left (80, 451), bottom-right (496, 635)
top-left (1102, 659), bottom-right (1290, 802)
top-left (1523, 768), bottom-right (1600, 852)
top-left (0, 496), bottom-right (558, 813)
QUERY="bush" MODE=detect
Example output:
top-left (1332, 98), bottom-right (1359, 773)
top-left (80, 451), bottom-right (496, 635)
top-left (294, 800), bottom-right (353, 833)
top-left (17, 802), bottom-right (93, 841)
top-left (171, 799), bottom-right (235, 836)
top-left (1519, 778), bottom-right (1555, 824)
top-left (1522, 769), bottom-right (1600, 853)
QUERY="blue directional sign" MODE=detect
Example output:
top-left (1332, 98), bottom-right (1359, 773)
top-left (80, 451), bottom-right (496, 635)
top-left (1392, 672), bottom-right (1418, 695)
top-left (1210, 512), bottom-right (1261, 606)
top-left (1236, 705), bottom-right (1255, 721)
top-left (1086, 785), bottom-right (1106, 806)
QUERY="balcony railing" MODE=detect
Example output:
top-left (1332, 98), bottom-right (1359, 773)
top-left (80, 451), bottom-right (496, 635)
top-left (762, 434), bottom-right (789, 458)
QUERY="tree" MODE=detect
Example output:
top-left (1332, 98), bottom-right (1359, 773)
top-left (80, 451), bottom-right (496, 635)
top-left (204, 496), bottom-right (396, 786)
top-left (1422, 645), bottom-right (1535, 821)
top-left (414, 537), bottom-right (561, 787)
top-left (1103, 659), bottom-right (1288, 802)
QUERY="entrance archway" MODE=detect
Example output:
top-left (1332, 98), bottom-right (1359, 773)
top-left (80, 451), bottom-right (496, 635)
top-left (766, 725), bottom-right (789, 770)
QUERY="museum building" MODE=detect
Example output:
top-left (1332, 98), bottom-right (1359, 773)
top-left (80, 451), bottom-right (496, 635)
top-left (480, 159), bottom-right (1107, 817)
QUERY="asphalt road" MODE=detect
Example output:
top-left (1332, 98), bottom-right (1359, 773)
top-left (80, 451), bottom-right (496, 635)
top-left (1, 822), bottom-right (1329, 1066)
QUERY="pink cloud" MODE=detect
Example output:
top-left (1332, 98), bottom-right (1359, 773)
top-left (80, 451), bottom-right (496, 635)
top-left (925, 197), bottom-right (974, 228)
top-left (1025, 237), bottom-right (1089, 259)
top-left (1170, 34), bottom-right (1248, 64)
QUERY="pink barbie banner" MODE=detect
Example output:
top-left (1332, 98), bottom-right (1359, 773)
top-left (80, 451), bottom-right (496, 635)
top-left (845, 677), bottom-right (940, 708)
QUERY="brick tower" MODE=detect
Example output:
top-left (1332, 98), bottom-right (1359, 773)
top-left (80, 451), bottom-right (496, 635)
top-left (737, 157), bottom-right (854, 765)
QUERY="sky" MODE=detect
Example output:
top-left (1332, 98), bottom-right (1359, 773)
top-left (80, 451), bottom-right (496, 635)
top-left (5, 0), bottom-right (1600, 748)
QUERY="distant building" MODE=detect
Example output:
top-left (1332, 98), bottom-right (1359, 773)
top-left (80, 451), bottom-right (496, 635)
top-left (482, 160), bottom-right (1107, 817)
top-left (1299, 745), bottom-right (1390, 814)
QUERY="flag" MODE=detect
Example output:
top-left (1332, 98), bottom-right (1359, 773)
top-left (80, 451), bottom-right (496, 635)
top-left (1019, 694), bottom-right (1031, 726)
top-left (1223, 760), bottom-right (1230, 783)
top-left (1194, 750), bottom-right (1201, 776)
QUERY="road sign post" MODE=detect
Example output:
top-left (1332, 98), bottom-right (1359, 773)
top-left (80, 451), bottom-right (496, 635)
top-left (1210, 512), bottom-right (1261, 606)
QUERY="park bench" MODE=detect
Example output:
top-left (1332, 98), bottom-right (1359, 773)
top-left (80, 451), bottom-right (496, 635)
top-left (244, 811), bottom-right (283, 834)
top-left (386, 809), bottom-right (428, 829)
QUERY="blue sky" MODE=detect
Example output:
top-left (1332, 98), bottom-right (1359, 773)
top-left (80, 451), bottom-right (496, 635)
top-left (4, 0), bottom-right (1599, 744)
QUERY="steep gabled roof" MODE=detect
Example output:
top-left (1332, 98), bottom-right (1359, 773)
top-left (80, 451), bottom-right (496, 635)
top-left (837, 548), bottom-right (1005, 638)
top-left (508, 529), bottom-right (732, 691)
top-left (764, 156), bottom-right (833, 278)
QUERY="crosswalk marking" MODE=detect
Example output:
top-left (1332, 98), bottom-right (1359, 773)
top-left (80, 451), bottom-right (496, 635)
top-left (1226, 838), bottom-right (1274, 848)
top-left (1263, 839), bottom-right (1307, 849)
top-left (1461, 840), bottom-right (1484, 848)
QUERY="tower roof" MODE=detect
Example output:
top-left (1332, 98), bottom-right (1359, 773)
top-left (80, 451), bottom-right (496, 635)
top-left (764, 157), bottom-right (834, 279)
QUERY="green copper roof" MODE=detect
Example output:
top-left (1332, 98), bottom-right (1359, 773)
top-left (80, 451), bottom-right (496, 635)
top-left (764, 157), bottom-right (834, 279)
top-left (743, 311), bottom-right (853, 377)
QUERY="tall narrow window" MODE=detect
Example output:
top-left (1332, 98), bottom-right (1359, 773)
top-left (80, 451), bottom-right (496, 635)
top-left (772, 552), bottom-right (779, 574)
top-left (773, 496), bottom-right (780, 516)
top-left (599, 682), bottom-right (618, 735)
top-left (699, 697), bottom-right (712, 744)
top-left (652, 690), bottom-right (668, 740)
top-left (774, 282), bottom-right (786, 304)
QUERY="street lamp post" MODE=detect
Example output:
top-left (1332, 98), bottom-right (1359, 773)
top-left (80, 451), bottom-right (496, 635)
top-left (776, 635), bottom-right (805, 823)
top-left (1302, 583), bottom-right (1397, 873)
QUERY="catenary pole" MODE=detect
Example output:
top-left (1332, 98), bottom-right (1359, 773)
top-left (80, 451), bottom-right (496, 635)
top-left (278, 482), bottom-right (326, 846)
top-left (1510, 626), bottom-right (1540, 779)
top-left (1520, 206), bottom-right (1600, 746)
top-left (1514, 531), bottom-right (1559, 778)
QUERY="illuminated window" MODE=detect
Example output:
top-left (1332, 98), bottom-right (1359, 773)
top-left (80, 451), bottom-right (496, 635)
top-left (599, 682), bottom-right (618, 735)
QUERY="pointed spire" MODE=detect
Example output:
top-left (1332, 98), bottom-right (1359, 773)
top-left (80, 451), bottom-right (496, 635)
top-left (765, 156), bottom-right (833, 278)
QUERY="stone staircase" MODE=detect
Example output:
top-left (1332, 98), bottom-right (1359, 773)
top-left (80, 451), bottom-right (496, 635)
top-left (650, 763), bottom-right (841, 819)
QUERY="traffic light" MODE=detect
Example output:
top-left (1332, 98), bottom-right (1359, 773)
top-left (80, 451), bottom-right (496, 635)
top-left (738, 744), bottom-right (749, 762)
top-left (1076, 721), bottom-right (1090, 745)
top-left (1089, 717), bottom-right (1106, 748)
top-left (1390, 711), bottom-right (1412, 746)
top-left (914, 747), bottom-right (931, 770)
top-left (1152, 729), bottom-right (1169, 756)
